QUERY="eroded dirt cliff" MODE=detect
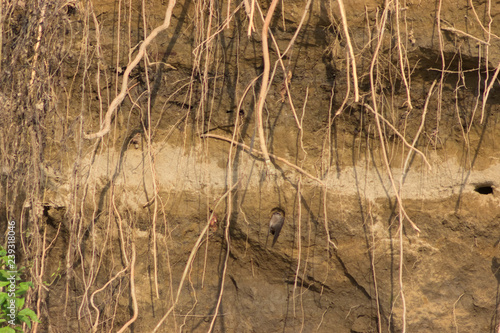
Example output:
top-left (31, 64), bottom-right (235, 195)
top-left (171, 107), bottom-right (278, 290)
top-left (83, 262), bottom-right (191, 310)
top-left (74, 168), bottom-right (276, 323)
top-left (2, 0), bottom-right (500, 332)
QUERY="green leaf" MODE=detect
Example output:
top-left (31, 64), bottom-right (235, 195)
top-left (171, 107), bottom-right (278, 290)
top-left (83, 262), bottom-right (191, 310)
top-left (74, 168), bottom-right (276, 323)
top-left (0, 270), bottom-right (13, 281)
top-left (15, 283), bottom-right (31, 297)
top-left (0, 327), bottom-right (16, 333)
top-left (18, 308), bottom-right (39, 323)
top-left (15, 297), bottom-right (24, 310)
top-left (0, 292), bottom-right (7, 306)
top-left (18, 314), bottom-right (31, 329)
top-left (20, 281), bottom-right (33, 288)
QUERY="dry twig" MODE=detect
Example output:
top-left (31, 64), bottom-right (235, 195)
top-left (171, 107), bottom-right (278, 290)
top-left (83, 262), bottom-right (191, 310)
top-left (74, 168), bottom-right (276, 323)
top-left (116, 242), bottom-right (138, 333)
top-left (84, 0), bottom-right (177, 139)
top-left (336, 0), bottom-right (359, 102)
top-left (152, 181), bottom-right (240, 332)
top-left (200, 133), bottom-right (325, 186)
top-left (255, 0), bottom-right (280, 170)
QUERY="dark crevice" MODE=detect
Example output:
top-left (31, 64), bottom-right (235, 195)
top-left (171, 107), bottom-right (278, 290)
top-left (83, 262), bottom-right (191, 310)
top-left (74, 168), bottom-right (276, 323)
top-left (333, 250), bottom-right (373, 300)
top-left (284, 275), bottom-right (334, 295)
top-left (475, 184), bottom-right (494, 195)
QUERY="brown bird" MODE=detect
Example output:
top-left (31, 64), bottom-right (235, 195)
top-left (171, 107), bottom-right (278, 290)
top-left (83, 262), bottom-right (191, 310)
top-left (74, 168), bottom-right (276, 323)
top-left (209, 209), bottom-right (218, 232)
top-left (266, 208), bottom-right (285, 247)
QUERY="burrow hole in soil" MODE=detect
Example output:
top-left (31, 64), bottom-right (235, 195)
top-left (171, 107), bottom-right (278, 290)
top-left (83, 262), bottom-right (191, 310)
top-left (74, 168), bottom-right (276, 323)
top-left (474, 184), bottom-right (494, 195)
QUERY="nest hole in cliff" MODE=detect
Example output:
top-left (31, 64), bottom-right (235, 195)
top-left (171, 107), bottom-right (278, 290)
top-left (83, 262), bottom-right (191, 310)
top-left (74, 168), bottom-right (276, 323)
top-left (474, 183), bottom-right (494, 195)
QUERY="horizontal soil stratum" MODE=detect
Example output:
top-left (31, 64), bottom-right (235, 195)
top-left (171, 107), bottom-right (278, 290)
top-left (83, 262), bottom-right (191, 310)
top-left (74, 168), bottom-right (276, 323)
top-left (1, 0), bottom-right (500, 332)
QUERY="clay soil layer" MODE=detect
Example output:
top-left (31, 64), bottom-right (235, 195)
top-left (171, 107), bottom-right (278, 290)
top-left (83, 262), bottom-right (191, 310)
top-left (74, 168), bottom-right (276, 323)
top-left (1, 0), bottom-right (500, 332)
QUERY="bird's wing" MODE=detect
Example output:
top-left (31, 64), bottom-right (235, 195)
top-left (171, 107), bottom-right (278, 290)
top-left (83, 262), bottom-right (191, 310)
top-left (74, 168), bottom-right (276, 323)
top-left (271, 223), bottom-right (282, 247)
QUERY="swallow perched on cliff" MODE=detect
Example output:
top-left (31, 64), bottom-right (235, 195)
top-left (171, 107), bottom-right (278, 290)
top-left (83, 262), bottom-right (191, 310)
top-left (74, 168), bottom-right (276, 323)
top-left (266, 208), bottom-right (285, 248)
